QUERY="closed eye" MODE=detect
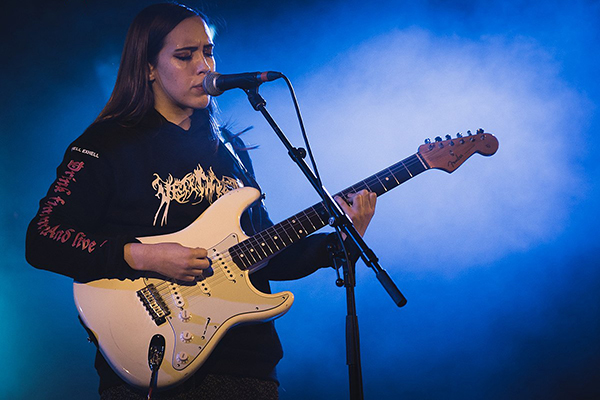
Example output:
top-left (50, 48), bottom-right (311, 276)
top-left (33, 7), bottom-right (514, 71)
top-left (203, 44), bottom-right (214, 58)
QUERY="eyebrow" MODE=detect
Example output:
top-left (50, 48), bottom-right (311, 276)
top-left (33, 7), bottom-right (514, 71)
top-left (174, 43), bottom-right (214, 52)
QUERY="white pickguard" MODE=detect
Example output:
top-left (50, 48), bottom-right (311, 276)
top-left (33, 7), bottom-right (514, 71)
top-left (73, 187), bottom-right (294, 390)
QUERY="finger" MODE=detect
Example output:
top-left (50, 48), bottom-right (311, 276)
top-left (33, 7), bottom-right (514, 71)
top-left (348, 189), bottom-right (368, 198)
top-left (347, 194), bottom-right (367, 214)
top-left (335, 195), bottom-right (353, 215)
top-left (357, 192), bottom-right (375, 208)
top-left (191, 247), bottom-right (208, 258)
top-left (346, 190), bottom-right (369, 205)
top-left (186, 265), bottom-right (207, 275)
top-left (189, 258), bottom-right (212, 270)
top-left (369, 192), bottom-right (377, 207)
top-left (351, 191), bottom-right (376, 209)
top-left (179, 274), bottom-right (196, 282)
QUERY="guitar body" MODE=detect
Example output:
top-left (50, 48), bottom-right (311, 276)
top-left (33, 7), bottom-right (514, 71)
top-left (73, 187), bottom-right (294, 390)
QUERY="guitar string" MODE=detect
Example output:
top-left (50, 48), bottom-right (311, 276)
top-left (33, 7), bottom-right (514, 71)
top-left (144, 155), bottom-right (426, 312)
top-left (149, 156), bottom-right (423, 310)
top-left (150, 242), bottom-right (257, 301)
top-left (146, 155), bottom-right (425, 311)
top-left (150, 154), bottom-right (422, 289)
top-left (226, 155), bottom-right (422, 261)
top-left (157, 141), bottom-right (475, 305)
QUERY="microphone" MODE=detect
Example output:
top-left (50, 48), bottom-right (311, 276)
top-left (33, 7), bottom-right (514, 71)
top-left (202, 71), bottom-right (283, 96)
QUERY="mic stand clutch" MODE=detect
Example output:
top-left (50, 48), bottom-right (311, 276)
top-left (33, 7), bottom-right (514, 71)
top-left (244, 85), bottom-right (407, 400)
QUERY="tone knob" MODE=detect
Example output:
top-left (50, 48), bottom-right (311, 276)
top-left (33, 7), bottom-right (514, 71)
top-left (177, 352), bottom-right (189, 362)
top-left (180, 331), bottom-right (193, 342)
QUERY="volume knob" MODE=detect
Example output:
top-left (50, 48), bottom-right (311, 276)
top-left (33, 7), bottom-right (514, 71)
top-left (179, 309), bottom-right (191, 322)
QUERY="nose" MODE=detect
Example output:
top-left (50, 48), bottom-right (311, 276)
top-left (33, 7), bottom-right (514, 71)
top-left (196, 55), bottom-right (212, 75)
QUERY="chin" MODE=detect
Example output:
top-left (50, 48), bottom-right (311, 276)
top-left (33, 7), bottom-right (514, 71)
top-left (193, 98), bottom-right (211, 110)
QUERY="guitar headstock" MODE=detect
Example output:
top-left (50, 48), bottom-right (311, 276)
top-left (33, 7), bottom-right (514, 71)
top-left (418, 129), bottom-right (498, 173)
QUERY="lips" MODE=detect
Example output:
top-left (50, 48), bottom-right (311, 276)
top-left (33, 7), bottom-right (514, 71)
top-left (192, 84), bottom-right (207, 94)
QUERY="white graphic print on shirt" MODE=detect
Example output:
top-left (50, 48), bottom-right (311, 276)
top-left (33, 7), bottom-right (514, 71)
top-left (151, 164), bottom-right (240, 226)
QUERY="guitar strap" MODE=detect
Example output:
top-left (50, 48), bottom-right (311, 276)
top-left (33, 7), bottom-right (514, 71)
top-left (217, 128), bottom-right (273, 233)
top-left (217, 127), bottom-right (263, 193)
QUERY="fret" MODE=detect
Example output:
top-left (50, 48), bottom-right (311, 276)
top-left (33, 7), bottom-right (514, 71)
top-left (301, 209), bottom-right (318, 232)
top-left (386, 167), bottom-right (400, 185)
top-left (246, 238), bottom-right (266, 259)
top-left (274, 223), bottom-right (294, 246)
top-left (415, 152), bottom-right (428, 169)
top-left (400, 160), bottom-right (413, 178)
top-left (257, 241), bottom-right (270, 258)
top-left (340, 185), bottom-right (359, 198)
top-left (231, 249), bottom-right (250, 270)
top-left (289, 217), bottom-right (308, 238)
top-left (256, 231), bottom-right (277, 254)
top-left (284, 219), bottom-right (302, 240)
top-left (362, 179), bottom-right (375, 192)
top-left (266, 231), bottom-right (282, 252)
top-left (280, 218), bottom-right (300, 241)
top-left (373, 173), bottom-right (388, 192)
top-left (310, 206), bottom-right (327, 226)
top-left (241, 241), bottom-right (260, 264)
top-left (392, 169), bottom-right (411, 187)
top-left (314, 204), bottom-right (329, 224)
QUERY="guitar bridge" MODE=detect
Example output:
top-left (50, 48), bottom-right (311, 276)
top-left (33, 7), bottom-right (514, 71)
top-left (137, 284), bottom-right (171, 326)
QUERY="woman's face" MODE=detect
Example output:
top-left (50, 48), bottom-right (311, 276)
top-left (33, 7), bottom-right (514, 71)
top-left (149, 17), bottom-right (215, 122)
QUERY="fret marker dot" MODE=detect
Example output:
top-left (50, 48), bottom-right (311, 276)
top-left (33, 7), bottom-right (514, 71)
top-left (261, 243), bottom-right (265, 246)
top-left (299, 230), bottom-right (303, 234)
top-left (274, 236), bottom-right (278, 240)
top-left (250, 249), bottom-right (254, 252)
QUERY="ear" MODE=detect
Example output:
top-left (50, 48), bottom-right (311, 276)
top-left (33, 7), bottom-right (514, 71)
top-left (148, 63), bottom-right (156, 83)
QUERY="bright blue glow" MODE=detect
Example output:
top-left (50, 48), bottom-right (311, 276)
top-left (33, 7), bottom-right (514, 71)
top-left (3, 0), bottom-right (599, 398)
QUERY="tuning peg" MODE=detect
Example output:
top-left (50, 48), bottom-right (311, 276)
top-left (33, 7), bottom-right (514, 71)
top-left (456, 132), bottom-right (463, 138)
top-left (465, 130), bottom-right (471, 136)
top-left (424, 138), bottom-right (434, 150)
top-left (435, 136), bottom-right (442, 142)
top-left (477, 128), bottom-right (484, 134)
top-left (445, 134), bottom-right (452, 140)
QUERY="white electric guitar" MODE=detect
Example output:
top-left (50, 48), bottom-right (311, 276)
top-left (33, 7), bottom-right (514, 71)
top-left (74, 130), bottom-right (498, 390)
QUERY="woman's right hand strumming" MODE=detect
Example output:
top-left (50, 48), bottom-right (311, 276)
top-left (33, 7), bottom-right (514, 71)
top-left (124, 242), bottom-right (211, 282)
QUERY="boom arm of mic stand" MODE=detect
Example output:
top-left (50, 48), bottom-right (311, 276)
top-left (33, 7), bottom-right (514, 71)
top-left (244, 87), bottom-right (407, 308)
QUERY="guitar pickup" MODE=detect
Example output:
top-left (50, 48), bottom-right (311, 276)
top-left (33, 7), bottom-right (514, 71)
top-left (137, 283), bottom-right (171, 326)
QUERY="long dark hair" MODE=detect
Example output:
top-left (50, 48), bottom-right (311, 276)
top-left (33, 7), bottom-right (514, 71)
top-left (94, 3), bottom-right (211, 126)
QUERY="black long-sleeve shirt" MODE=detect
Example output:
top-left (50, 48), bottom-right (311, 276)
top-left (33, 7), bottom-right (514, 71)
top-left (25, 109), bottom-right (337, 394)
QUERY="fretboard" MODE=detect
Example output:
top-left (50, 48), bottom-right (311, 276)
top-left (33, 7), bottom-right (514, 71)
top-left (229, 153), bottom-right (429, 272)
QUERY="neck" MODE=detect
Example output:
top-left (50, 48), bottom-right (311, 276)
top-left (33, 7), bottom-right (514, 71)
top-left (154, 106), bottom-right (192, 130)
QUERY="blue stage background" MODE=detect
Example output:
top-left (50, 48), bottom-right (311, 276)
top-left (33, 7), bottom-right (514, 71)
top-left (2, 0), bottom-right (599, 398)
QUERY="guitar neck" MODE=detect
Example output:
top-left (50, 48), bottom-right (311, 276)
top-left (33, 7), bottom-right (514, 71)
top-left (229, 153), bottom-right (429, 272)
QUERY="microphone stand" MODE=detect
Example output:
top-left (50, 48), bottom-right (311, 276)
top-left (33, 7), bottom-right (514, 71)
top-left (244, 86), bottom-right (407, 400)
top-left (330, 239), bottom-right (363, 399)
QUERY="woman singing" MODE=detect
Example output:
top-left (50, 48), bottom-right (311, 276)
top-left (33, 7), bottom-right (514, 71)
top-left (26, 3), bottom-right (376, 399)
